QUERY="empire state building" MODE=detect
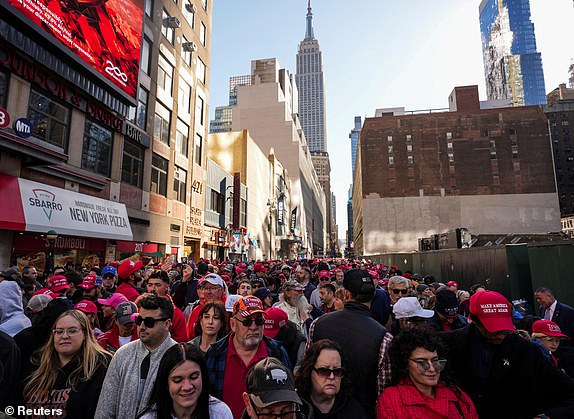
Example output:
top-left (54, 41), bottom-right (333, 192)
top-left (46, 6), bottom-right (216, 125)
top-left (296, 0), bottom-right (327, 152)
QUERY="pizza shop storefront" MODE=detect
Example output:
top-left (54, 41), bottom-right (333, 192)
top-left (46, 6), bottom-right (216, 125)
top-left (0, 173), bottom-right (133, 273)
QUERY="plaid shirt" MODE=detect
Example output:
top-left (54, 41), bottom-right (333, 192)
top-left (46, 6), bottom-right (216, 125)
top-left (205, 333), bottom-right (291, 398)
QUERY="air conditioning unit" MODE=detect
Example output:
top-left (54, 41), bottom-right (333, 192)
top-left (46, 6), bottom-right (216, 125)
top-left (163, 17), bottom-right (181, 28)
top-left (185, 3), bottom-right (197, 13)
top-left (182, 42), bottom-right (198, 52)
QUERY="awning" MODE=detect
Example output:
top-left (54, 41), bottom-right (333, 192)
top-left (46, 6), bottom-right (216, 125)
top-left (0, 173), bottom-right (133, 241)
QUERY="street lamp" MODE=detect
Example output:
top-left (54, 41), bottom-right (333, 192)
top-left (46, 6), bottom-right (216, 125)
top-left (46, 230), bottom-right (58, 275)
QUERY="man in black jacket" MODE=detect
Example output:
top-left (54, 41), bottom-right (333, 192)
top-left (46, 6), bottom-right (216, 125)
top-left (307, 269), bottom-right (386, 418)
top-left (440, 290), bottom-right (574, 419)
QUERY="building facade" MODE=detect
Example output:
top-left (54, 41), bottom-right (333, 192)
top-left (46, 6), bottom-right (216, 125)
top-left (0, 0), bottom-right (212, 269)
top-left (479, 0), bottom-right (546, 106)
top-left (210, 58), bottom-right (326, 257)
top-left (295, 0), bottom-right (327, 153)
top-left (545, 84), bottom-right (574, 218)
top-left (353, 85), bottom-right (561, 255)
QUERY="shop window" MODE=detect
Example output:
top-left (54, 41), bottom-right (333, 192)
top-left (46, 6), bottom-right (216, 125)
top-left (0, 71), bottom-right (8, 107)
top-left (194, 133), bottom-right (203, 165)
top-left (154, 101), bottom-right (171, 145)
top-left (121, 140), bottom-right (144, 188)
top-left (81, 120), bottom-right (113, 177)
top-left (28, 89), bottom-right (70, 150)
top-left (175, 119), bottom-right (189, 156)
top-left (174, 165), bottom-right (187, 203)
top-left (151, 153), bottom-right (168, 196)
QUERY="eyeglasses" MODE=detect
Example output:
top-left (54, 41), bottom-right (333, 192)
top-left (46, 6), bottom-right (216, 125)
top-left (440, 308), bottom-right (459, 316)
top-left (53, 327), bottom-right (82, 336)
top-left (135, 316), bottom-right (169, 328)
top-left (313, 367), bottom-right (345, 378)
top-left (200, 286), bottom-right (221, 293)
top-left (409, 358), bottom-right (447, 373)
top-left (235, 316), bottom-right (265, 327)
top-left (102, 274), bottom-right (115, 279)
top-left (391, 288), bottom-right (409, 295)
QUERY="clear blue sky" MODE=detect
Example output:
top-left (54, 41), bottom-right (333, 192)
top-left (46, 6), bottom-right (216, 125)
top-left (209, 0), bottom-right (574, 243)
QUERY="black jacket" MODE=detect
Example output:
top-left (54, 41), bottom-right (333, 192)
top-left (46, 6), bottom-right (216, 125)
top-left (440, 324), bottom-right (574, 419)
top-left (309, 301), bottom-right (386, 418)
top-left (0, 330), bottom-right (20, 410)
top-left (300, 393), bottom-right (370, 419)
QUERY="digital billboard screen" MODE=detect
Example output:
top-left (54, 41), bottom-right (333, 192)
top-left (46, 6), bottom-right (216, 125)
top-left (6, 0), bottom-right (144, 99)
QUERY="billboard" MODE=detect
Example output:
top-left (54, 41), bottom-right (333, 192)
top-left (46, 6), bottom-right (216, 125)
top-left (6, 0), bottom-right (144, 99)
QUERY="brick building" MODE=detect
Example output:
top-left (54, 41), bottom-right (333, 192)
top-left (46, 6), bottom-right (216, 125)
top-left (353, 85), bottom-right (561, 255)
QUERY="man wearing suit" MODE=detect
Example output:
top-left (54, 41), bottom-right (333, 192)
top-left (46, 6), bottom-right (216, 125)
top-left (535, 287), bottom-right (574, 376)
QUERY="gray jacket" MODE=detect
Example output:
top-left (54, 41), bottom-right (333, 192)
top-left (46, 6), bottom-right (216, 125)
top-left (95, 335), bottom-right (177, 419)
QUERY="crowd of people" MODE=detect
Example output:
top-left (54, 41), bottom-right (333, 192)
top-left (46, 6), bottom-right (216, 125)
top-left (1, 257), bottom-right (574, 418)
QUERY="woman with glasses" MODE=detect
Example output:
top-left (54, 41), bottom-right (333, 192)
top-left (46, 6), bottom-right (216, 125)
top-left (295, 339), bottom-right (369, 419)
top-left (23, 309), bottom-right (112, 418)
top-left (189, 301), bottom-right (228, 354)
top-left (139, 343), bottom-right (232, 419)
top-left (376, 328), bottom-right (477, 419)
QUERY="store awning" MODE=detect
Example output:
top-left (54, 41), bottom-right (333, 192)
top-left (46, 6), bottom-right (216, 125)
top-left (0, 173), bottom-right (133, 241)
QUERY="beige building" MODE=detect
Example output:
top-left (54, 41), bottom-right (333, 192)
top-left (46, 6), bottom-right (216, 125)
top-left (208, 130), bottom-right (295, 259)
top-left (220, 58), bottom-right (326, 257)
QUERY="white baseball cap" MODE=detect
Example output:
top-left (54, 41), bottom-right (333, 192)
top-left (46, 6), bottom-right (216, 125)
top-left (393, 297), bottom-right (434, 319)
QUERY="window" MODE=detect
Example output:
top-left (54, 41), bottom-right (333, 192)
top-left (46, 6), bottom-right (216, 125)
top-left (490, 151), bottom-right (497, 160)
top-left (141, 36), bottom-right (152, 74)
top-left (446, 132), bottom-right (452, 140)
top-left (182, 0), bottom-right (194, 27)
top-left (195, 95), bottom-right (204, 127)
top-left (173, 166), bottom-right (187, 203)
top-left (154, 101), bottom-right (171, 145)
top-left (406, 144), bottom-right (413, 152)
top-left (200, 22), bottom-right (206, 46)
top-left (202, 0), bottom-right (207, 9)
top-left (178, 78), bottom-right (191, 114)
top-left (81, 120), bottom-right (113, 176)
top-left (388, 145), bottom-right (393, 154)
top-left (448, 152), bottom-right (454, 163)
top-left (408, 155), bottom-right (414, 165)
top-left (194, 133), bottom-right (203, 165)
top-left (136, 87), bottom-right (149, 129)
top-left (162, 9), bottom-right (175, 44)
top-left (0, 72), bottom-right (7, 107)
top-left (182, 35), bottom-right (192, 66)
top-left (388, 156), bottom-right (394, 166)
top-left (122, 140), bottom-right (144, 187)
top-left (240, 198), bottom-right (247, 227)
top-left (197, 57), bottom-right (206, 84)
top-left (145, 0), bottom-right (153, 17)
top-left (158, 54), bottom-right (174, 95)
top-left (28, 89), bottom-right (70, 149)
top-left (406, 134), bottom-right (412, 142)
top-left (209, 189), bottom-right (224, 214)
top-left (175, 119), bottom-right (189, 156)
top-left (151, 153), bottom-right (168, 196)
top-left (387, 135), bottom-right (392, 143)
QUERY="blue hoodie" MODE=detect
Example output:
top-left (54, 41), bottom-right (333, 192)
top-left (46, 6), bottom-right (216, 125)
top-left (0, 280), bottom-right (31, 337)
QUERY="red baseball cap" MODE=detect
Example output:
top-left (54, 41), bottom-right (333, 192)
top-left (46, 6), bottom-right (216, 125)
top-left (447, 281), bottom-right (459, 288)
top-left (117, 259), bottom-right (143, 280)
top-left (48, 275), bottom-right (69, 293)
top-left (469, 291), bottom-right (514, 333)
top-left (80, 274), bottom-right (97, 290)
top-left (318, 270), bottom-right (330, 279)
top-left (532, 320), bottom-right (570, 338)
top-left (75, 300), bottom-right (98, 315)
top-left (263, 308), bottom-right (288, 339)
top-left (233, 296), bottom-right (266, 318)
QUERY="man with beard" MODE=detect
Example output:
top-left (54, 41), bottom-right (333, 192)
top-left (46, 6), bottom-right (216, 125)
top-left (205, 296), bottom-right (290, 418)
top-left (95, 294), bottom-right (176, 418)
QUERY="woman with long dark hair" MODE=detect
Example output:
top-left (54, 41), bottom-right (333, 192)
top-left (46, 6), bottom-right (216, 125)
top-left (139, 342), bottom-right (232, 418)
top-left (189, 301), bottom-right (228, 354)
top-left (23, 309), bottom-right (111, 417)
top-left (376, 328), bottom-right (478, 418)
top-left (295, 339), bottom-right (369, 418)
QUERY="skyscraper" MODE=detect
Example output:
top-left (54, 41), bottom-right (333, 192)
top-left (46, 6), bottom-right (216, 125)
top-left (349, 116), bottom-right (362, 175)
top-left (479, 0), bottom-right (546, 106)
top-left (296, 0), bottom-right (327, 152)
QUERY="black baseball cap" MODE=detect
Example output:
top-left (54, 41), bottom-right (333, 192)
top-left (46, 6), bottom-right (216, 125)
top-left (246, 357), bottom-right (301, 408)
top-left (343, 269), bottom-right (375, 297)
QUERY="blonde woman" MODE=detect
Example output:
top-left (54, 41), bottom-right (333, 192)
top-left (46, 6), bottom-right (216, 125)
top-left (23, 310), bottom-right (111, 417)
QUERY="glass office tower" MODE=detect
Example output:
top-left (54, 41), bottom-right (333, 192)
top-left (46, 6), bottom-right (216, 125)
top-left (479, 0), bottom-right (546, 106)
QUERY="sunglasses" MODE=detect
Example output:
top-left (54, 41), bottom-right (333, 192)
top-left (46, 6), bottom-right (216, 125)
top-left (102, 274), bottom-right (115, 279)
top-left (235, 316), bottom-right (265, 327)
top-left (391, 289), bottom-right (409, 295)
top-left (409, 358), bottom-right (447, 373)
top-left (313, 367), bottom-right (345, 378)
top-left (135, 316), bottom-right (169, 328)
